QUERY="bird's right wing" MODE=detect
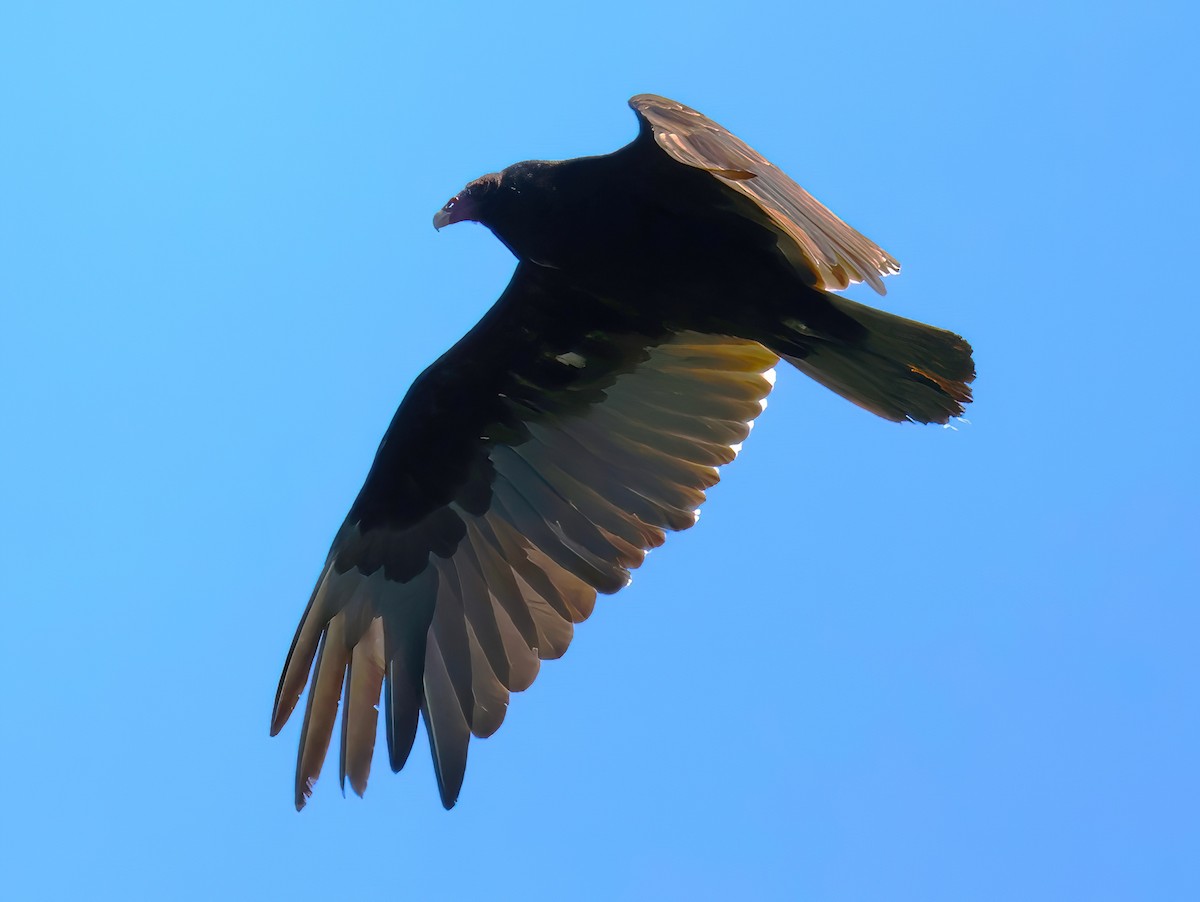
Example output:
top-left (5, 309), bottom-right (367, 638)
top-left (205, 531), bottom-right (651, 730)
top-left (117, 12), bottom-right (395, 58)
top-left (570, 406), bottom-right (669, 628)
top-left (271, 263), bottom-right (778, 810)
top-left (630, 94), bottom-right (900, 295)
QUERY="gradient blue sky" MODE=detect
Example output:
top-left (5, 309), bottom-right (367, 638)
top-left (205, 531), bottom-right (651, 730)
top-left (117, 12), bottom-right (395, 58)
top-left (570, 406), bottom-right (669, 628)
top-left (4, 2), bottom-right (1197, 900)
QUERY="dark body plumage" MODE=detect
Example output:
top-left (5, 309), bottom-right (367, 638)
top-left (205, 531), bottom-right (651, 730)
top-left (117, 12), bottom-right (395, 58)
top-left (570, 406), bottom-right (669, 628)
top-left (272, 95), bottom-right (975, 810)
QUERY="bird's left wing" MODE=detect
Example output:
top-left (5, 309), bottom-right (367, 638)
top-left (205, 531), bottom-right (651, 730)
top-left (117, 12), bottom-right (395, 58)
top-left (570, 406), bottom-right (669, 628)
top-left (629, 94), bottom-right (900, 295)
top-left (271, 263), bottom-right (778, 809)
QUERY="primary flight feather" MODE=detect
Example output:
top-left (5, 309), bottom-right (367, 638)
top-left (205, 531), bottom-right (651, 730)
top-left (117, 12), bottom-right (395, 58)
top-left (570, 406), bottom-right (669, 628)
top-left (272, 94), bottom-right (975, 810)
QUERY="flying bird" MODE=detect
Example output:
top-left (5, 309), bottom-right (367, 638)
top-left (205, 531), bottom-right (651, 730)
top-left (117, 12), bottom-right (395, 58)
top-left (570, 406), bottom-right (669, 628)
top-left (271, 94), bottom-right (975, 810)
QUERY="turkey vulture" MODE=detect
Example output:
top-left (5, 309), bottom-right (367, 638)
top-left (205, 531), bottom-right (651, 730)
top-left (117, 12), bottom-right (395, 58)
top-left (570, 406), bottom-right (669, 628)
top-left (271, 94), bottom-right (974, 810)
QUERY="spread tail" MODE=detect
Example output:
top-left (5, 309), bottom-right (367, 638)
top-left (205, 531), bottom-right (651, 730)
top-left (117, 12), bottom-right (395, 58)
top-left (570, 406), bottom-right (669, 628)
top-left (776, 294), bottom-right (975, 424)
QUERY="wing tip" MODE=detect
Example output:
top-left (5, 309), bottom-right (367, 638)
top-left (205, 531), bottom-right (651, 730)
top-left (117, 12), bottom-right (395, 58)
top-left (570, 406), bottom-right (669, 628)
top-left (628, 92), bottom-right (661, 110)
top-left (295, 775), bottom-right (315, 812)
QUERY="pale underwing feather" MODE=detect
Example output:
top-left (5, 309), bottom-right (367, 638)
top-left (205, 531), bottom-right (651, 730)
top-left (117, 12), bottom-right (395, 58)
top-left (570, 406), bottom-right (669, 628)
top-left (340, 615), bottom-right (384, 797)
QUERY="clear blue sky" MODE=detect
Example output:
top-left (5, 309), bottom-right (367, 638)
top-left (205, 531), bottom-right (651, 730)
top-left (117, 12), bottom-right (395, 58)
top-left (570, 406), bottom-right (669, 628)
top-left (3, 2), bottom-right (1197, 899)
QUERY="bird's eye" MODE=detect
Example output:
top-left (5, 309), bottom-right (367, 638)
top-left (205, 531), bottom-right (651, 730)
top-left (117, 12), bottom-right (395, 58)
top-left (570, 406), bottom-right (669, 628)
top-left (445, 194), bottom-right (460, 210)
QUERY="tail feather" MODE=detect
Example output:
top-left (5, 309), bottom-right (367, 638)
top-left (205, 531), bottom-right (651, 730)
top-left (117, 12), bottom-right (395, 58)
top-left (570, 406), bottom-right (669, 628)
top-left (778, 294), bottom-right (975, 424)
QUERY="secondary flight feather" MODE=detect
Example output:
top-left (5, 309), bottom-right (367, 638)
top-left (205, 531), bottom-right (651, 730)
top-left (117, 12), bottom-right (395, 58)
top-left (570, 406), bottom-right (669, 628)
top-left (271, 94), bottom-right (975, 810)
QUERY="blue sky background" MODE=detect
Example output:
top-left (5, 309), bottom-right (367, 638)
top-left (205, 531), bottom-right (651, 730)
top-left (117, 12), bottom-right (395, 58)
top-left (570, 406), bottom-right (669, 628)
top-left (3, 1), bottom-right (1197, 899)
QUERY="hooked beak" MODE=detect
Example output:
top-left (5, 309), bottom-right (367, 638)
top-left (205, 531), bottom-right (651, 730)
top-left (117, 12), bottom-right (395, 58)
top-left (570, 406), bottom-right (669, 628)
top-left (433, 194), bottom-right (475, 231)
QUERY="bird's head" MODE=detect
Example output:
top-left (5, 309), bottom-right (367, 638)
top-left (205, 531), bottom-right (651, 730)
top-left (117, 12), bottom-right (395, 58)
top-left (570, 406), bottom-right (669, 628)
top-left (433, 162), bottom-right (567, 266)
top-left (433, 173), bottom-right (503, 230)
